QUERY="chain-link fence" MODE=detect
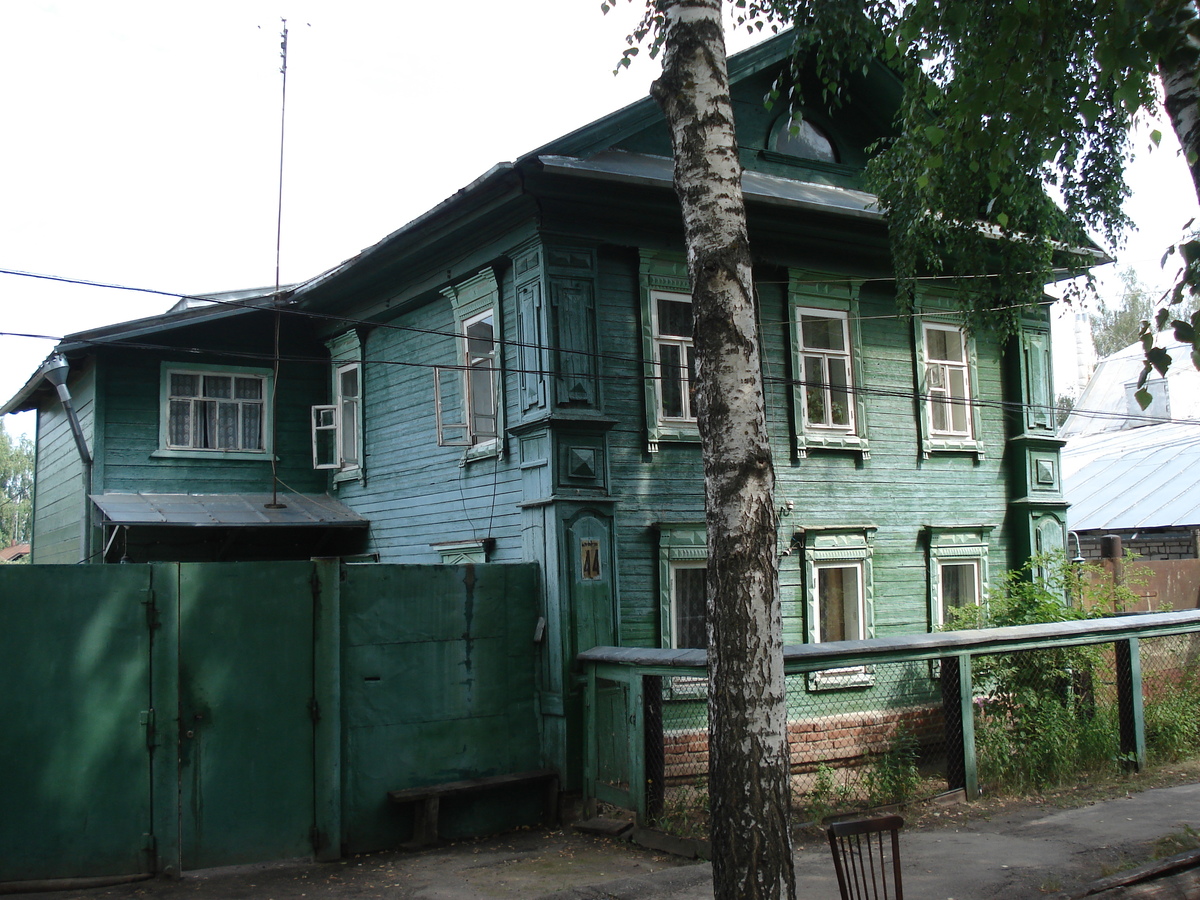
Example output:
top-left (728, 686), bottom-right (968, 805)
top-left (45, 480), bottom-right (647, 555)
top-left (582, 611), bottom-right (1200, 839)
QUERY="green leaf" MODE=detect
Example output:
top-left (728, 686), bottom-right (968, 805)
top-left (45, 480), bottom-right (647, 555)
top-left (1134, 387), bottom-right (1153, 410)
top-left (1150, 129), bottom-right (1163, 146)
top-left (996, 211), bottom-right (1010, 227)
top-left (1155, 307), bottom-right (1171, 330)
top-left (1147, 345), bottom-right (1172, 376)
top-left (924, 125), bottom-right (946, 145)
top-left (1174, 320), bottom-right (1195, 343)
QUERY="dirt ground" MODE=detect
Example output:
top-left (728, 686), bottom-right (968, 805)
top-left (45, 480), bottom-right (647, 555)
top-left (7, 758), bottom-right (1200, 900)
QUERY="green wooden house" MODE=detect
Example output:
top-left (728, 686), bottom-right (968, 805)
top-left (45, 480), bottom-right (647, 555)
top-left (3, 31), bottom-right (1072, 789)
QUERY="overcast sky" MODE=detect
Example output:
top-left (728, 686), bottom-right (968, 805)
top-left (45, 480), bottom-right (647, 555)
top-left (2, 1), bottom-right (1196, 441)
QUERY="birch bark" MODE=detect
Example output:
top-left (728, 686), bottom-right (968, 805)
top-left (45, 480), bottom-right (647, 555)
top-left (1157, 1), bottom-right (1200, 206)
top-left (650, 2), bottom-right (796, 898)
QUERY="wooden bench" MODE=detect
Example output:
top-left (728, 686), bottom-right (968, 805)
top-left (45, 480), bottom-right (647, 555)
top-left (387, 768), bottom-right (560, 846)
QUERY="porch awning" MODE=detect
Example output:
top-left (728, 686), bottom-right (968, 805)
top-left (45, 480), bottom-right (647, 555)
top-left (90, 492), bottom-right (368, 528)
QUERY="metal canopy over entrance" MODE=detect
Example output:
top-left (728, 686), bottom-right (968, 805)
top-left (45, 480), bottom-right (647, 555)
top-left (90, 492), bottom-right (367, 528)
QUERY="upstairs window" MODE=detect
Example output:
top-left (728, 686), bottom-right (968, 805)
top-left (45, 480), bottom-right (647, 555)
top-left (914, 308), bottom-right (984, 459)
top-left (924, 323), bottom-right (972, 438)
top-left (789, 273), bottom-right (868, 457)
top-left (771, 115), bottom-right (839, 163)
top-left (312, 331), bottom-right (364, 480)
top-left (158, 364), bottom-right (272, 459)
top-left (639, 252), bottom-right (699, 452)
top-left (798, 308), bottom-right (854, 432)
top-left (653, 290), bottom-right (697, 423)
top-left (436, 267), bottom-right (503, 459)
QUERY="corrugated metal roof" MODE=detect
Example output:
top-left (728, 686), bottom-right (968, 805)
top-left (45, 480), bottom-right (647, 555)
top-left (90, 492), bottom-right (368, 528)
top-left (1063, 422), bottom-right (1200, 531)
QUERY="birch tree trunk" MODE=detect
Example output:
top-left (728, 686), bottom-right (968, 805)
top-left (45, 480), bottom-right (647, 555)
top-left (1157, 1), bottom-right (1200, 206)
top-left (650, 2), bottom-right (796, 898)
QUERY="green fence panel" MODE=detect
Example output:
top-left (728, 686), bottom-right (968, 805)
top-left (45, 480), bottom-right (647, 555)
top-left (339, 563), bottom-right (541, 851)
top-left (0, 565), bottom-right (154, 883)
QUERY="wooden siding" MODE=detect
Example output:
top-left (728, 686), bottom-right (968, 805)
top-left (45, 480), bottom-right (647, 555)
top-left (94, 325), bottom-right (327, 498)
top-left (31, 364), bottom-right (96, 564)
top-left (332, 270), bottom-right (525, 564)
top-left (596, 248), bottom-right (1015, 651)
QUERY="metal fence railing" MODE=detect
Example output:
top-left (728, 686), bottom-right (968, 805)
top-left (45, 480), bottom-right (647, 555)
top-left (580, 610), bottom-right (1200, 838)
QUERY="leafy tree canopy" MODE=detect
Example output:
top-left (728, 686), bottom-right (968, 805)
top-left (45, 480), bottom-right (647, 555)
top-left (0, 427), bottom-right (33, 550)
top-left (1092, 266), bottom-right (1197, 358)
top-left (614, 0), bottom-right (1200, 355)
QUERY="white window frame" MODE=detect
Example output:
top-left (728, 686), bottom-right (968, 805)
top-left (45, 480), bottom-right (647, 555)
top-left (798, 307), bottom-right (855, 431)
top-left (914, 310), bottom-right (985, 459)
top-left (924, 322), bottom-right (972, 438)
top-left (935, 559), bottom-right (981, 626)
top-left (803, 527), bottom-right (876, 690)
top-left (651, 289), bottom-right (697, 426)
top-left (155, 363), bottom-right (272, 460)
top-left (437, 268), bottom-right (503, 460)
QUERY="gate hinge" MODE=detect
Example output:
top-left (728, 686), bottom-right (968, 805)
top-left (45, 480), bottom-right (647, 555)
top-left (309, 697), bottom-right (321, 723)
top-left (140, 708), bottom-right (156, 750)
top-left (142, 590), bottom-right (160, 630)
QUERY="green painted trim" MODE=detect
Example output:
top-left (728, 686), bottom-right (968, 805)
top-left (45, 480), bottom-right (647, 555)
top-left (1116, 637), bottom-right (1147, 772)
top-left (149, 563), bottom-right (181, 876)
top-left (957, 652), bottom-right (979, 799)
top-left (629, 676), bottom-right (647, 825)
top-left (583, 666), bottom-right (597, 816)
top-left (312, 559), bottom-right (341, 861)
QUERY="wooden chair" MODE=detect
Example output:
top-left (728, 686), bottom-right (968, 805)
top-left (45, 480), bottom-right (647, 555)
top-left (827, 815), bottom-right (905, 900)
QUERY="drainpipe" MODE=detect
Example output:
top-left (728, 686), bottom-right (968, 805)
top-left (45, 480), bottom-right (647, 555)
top-left (41, 355), bottom-right (93, 563)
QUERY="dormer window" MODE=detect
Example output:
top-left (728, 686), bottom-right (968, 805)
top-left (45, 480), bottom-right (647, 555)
top-left (770, 115), bottom-right (838, 164)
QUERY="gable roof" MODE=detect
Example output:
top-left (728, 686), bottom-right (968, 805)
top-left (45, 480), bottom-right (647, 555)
top-left (1061, 336), bottom-right (1200, 439)
top-left (0, 286), bottom-right (290, 415)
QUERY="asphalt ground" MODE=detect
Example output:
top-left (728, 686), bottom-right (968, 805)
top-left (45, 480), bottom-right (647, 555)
top-left (7, 781), bottom-right (1200, 900)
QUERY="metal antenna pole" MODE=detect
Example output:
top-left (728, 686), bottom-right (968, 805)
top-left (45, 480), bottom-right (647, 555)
top-left (267, 18), bottom-right (289, 510)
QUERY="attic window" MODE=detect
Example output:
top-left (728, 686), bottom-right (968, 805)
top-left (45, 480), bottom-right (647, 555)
top-left (770, 115), bottom-right (838, 164)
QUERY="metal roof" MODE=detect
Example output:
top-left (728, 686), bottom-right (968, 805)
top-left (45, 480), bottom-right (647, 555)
top-left (90, 492), bottom-right (368, 528)
top-left (536, 150), bottom-right (883, 221)
top-left (1062, 422), bottom-right (1200, 531)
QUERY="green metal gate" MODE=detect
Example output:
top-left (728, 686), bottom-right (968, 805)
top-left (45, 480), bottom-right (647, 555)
top-left (0, 559), bottom-right (543, 883)
top-left (177, 562), bottom-right (316, 869)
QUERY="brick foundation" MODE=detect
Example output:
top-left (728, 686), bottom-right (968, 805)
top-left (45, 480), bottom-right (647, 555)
top-left (661, 705), bottom-right (945, 784)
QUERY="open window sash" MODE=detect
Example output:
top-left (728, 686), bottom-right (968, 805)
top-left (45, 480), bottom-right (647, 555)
top-left (311, 404), bottom-right (339, 469)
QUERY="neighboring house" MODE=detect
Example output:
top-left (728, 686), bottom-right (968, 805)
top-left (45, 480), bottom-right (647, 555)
top-left (1062, 336), bottom-right (1200, 563)
top-left (1, 31), bottom-right (1073, 785)
top-left (0, 543), bottom-right (29, 563)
